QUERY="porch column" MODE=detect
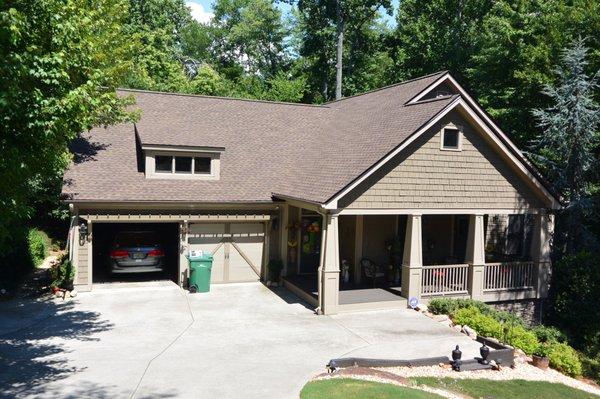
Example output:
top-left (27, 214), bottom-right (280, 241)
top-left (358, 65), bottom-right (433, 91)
top-left (179, 220), bottom-right (189, 287)
top-left (280, 205), bottom-right (289, 276)
top-left (320, 214), bottom-right (340, 315)
top-left (353, 215), bottom-right (363, 284)
top-left (466, 214), bottom-right (485, 300)
top-left (531, 211), bottom-right (554, 298)
top-left (401, 214), bottom-right (422, 300)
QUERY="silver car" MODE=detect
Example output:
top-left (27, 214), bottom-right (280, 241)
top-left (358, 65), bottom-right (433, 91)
top-left (109, 231), bottom-right (165, 274)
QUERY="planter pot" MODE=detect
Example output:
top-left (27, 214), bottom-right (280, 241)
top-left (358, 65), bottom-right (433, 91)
top-left (532, 355), bottom-right (550, 370)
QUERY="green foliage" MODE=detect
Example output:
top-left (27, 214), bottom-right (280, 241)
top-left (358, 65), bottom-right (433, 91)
top-left (0, 0), bottom-right (137, 250)
top-left (533, 325), bottom-right (567, 344)
top-left (581, 354), bottom-right (600, 384)
top-left (189, 64), bottom-right (226, 96)
top-left (452, 307), bottom-right (503, 338)
top-left (545, 342), bottom-right (583, 377)
top-left (27, 229), bottom-right (49, 267)
top-left (428, 298), bottom-right (487, 316)
top-left (549, 251), bottom-right (600, 356)
top-left (506, 326), bottom-right (539, 356)
top-left (51, 253), bottom-right (75, 290)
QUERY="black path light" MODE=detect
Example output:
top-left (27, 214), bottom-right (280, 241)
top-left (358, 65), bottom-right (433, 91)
top-left (451, 345), bottom-right (462, 371)
top-left (480, 342), bottom-right (490, 365)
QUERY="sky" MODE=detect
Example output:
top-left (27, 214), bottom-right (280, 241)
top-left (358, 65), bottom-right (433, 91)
top-left (185, 0), bottom-right (397, 26)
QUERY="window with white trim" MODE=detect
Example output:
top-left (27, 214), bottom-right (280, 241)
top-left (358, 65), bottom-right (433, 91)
top-left (440, 125), bottom-right (462, 151)
top-left (145, 151), bottom-right (220, 180)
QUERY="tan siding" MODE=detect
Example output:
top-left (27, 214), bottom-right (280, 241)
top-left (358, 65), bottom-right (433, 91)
top-left (342, 112), bottom-right (543, 210)
top-left (76, 238), bottom-right (89, 285)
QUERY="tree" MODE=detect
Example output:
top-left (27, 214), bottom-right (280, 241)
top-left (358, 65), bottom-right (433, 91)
top-left (532, 38), bottom-right (599, 253)
top-left (122, 0), bottom-right (194, 91)
top-left (0, 0), bottom-right (137, 249)
top-left (393, 0), bottom-right (492, 84)
top-left (211, 0), bottom-right (288, 80)
top-left (293, 0), bottom-right (392, 101)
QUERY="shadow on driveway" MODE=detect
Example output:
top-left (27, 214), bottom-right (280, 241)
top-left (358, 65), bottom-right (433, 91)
top-left (0, 299), bottom-right (114, 398)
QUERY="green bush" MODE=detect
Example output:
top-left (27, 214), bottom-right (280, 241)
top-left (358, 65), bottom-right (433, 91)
top-left (533, 325), bottom-right (567, 344)
top-left (27, 228), bottom-right (49, 267)
top-left (581, 354), bottom-right (600, 383)
top-left (428, 298), bottom-right (488, 316)
top-left (51, 253), bottom-right (75, 290)
top-left (546, 342), bottom-right (583, 377)
top-left (452, 307), bottom-right (503, 338)
top-left (506, 326), bottom-right (539, 355)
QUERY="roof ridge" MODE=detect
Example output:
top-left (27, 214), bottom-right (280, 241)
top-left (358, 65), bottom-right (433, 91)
top-left (322, 70), bottom-right (448, 105)
top-left (117, 88), bottom-right (329, 108)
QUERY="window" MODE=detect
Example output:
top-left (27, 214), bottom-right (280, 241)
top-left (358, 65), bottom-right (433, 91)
top-left (146, 149), bottom-right (220, 180)
top-left (175, 157), bottom-right (192, 174)
top-left (194, 157), bottom-right (211, 174)
top-left (441, 127), bottom-right (460, 150)
top-left (155, 155), bottom-right (172, 173)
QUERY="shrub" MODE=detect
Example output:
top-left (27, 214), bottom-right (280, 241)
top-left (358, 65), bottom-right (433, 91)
top-left (581, 354), bottom-right (600, 383)
top-left (546, 342), bottom-right (583, 377)
top-left (428, 298), bottom-right (488, 316)
top-left (533, 325), bottom-right (567, 344)
top-left (51, 253), bottom-right (75, 290)
top-left (27, 228), bottom-right (49, 267)
top-left (506, 326), bottom-right (539, 355)
top-left (452, 307), bottom-right (503, 338)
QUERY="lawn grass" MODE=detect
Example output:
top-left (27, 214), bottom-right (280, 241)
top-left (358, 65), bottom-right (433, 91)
top-left (412, 377), bottom-right (599, 399)
top-left (300, 378), bottom-right (443, 399)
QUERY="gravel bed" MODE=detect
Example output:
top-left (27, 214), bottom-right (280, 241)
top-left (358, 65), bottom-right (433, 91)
top-left (379, 361), bottom-right (600, 397)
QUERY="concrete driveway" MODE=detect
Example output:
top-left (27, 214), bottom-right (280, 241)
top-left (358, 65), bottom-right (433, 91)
top-left (0, 282), bottom-right (480, 398)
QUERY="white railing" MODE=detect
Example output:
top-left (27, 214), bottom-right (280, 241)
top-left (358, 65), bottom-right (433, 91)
top-left (421, 264), bottom-right (469, 296)
top-left (484, 261), bottom-right (535, 291)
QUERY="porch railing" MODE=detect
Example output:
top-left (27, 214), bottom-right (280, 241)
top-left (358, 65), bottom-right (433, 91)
top-left (421, 264), bottom-right (469, 296)
top-left (483, 261), bottom-right (535, 291)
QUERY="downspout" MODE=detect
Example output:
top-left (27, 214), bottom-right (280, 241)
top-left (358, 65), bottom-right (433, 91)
top-left (316, 207), bottom-right (328, 315)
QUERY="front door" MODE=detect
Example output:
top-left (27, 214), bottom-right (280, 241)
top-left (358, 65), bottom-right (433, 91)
top-left (188, 222), bottom-right (264, 283)
top-left (298, 216), bottom-right (322, 274)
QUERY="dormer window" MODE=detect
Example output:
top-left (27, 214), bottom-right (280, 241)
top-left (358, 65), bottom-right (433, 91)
top-left (440, 124), bottom-right (462, 151)
top-left (143, 145), bottom-right (222, 180)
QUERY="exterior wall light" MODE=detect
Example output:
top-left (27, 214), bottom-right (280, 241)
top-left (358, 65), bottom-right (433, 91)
top-left (79, 222), bottom-right (88, 246)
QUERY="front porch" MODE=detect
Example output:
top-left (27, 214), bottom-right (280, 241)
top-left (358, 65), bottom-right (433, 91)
top-left (279, 204), bottom-right (553, 314)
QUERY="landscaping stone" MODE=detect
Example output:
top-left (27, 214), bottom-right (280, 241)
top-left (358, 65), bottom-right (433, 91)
top-left (416, 303), bottom-right (428, 312)
top-left (432, 314), bottom-right (449, 323)
top-left (462, 325), bottom-right (477, 339)
top-left (70, 289), bottom-right (78, 298)
top-left (453, 325), bottom-right (462, 332)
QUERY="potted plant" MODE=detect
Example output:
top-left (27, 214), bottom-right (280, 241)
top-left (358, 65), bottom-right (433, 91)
top-left (532, 343), bottom-right (550, 370)
top-left (267, 259), bottom-right (284, 287)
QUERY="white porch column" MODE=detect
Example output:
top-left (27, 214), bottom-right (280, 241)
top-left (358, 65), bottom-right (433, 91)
top-left (466, 214), bottom-right (485, 300)
top-left (401, 214), bottom-right (422, 300)
top-left (280, 205), bottom-right (289, 276)
top-left (320, 214), bottom-right (340, 315)
top-left (531, 211), bottom-right (554, 298)
top-left (353, 215), bottom-right (364, 284)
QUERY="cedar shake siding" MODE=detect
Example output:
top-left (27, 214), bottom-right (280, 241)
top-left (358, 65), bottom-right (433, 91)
top-left (340, 111), bottom-right (544, 210)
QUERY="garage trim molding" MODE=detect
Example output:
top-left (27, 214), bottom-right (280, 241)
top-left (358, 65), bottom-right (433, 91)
top-left (81, 214), bottom-right (271, 222)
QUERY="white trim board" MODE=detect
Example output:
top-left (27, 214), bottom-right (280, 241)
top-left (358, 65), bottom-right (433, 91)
top-left (324, 97), bottom-right (560, 210)
top-left (337, 208), bottom-right (541, 216)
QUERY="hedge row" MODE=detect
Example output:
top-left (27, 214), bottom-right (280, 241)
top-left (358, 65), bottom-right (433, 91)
top-left (428, 298), bottom-right (582, 377)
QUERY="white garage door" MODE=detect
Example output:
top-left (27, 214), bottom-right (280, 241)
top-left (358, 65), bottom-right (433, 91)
top-left (187, 223), bottom-right (265, 283)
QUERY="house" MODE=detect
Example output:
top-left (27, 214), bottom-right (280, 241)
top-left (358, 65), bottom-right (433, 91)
top-left (63, 71), bottom-right (560, 315)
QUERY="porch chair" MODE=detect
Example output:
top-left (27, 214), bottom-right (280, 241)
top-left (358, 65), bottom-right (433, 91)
top-left (361, 258), bottom-right (386, 288)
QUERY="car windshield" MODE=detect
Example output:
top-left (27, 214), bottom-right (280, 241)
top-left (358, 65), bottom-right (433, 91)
top-left (114, 231), bottom-right (160, 247)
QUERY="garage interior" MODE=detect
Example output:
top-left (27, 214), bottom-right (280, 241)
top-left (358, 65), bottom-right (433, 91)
top-left (92, 222), bottom-right (180, 284)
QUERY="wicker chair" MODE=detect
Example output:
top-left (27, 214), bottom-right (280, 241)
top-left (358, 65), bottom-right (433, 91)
top-left (361, 258), bottom-right (386, 287)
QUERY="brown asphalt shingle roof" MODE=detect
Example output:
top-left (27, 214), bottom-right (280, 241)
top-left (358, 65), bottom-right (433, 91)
top-left (63, 71), bottom-right (454, 204)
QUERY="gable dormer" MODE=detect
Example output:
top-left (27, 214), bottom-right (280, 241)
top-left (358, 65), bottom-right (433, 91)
top-left (142, 144), bottom-right (223, 180)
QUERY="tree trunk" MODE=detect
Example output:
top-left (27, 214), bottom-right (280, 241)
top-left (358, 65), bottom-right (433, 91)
top-left (335, 0), bottom-right (344, 100)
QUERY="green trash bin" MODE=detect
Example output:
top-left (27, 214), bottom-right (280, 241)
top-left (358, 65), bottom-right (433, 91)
top-left (187, 253), bottom-right (213, 293)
